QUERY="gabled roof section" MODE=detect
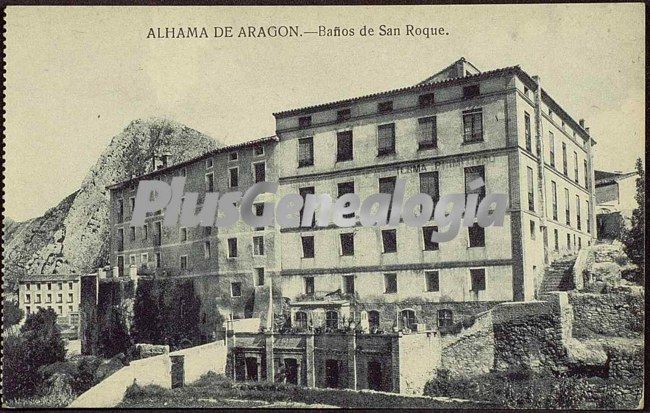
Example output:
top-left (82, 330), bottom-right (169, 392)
top-left (417, 57), bottom-right (481, 85)
top-left (107, 135), bottom-right (279, 190)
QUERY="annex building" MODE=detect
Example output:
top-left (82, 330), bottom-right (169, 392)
top-left (105, 58), bottom-right (597, 336)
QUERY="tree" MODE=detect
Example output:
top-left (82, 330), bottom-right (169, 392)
top-left (622, 158), bottom-right (645, 282)
top-left (2, 299), bottom-right (24, 330)
top-left (3, 308), bottom-right (66, 399)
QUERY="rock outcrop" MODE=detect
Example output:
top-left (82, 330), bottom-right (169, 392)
top-left (3, 118), bottom-right (221, 288)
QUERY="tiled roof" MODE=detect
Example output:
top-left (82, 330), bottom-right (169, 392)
top-left (272, 65), bottom-right (519, 118)
top-left (19, 274), bottom-right (80, 282)
top-left (107, 135), bottom-right (279, 190)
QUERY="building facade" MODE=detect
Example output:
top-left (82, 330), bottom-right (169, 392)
top-left (106, 58), bottom-right (597, 334)
top-left (273, 58), bottom-right (597, 331)
top-left (594, 169), bottom-right (639, 238)
top-left (18, 274), bottom-right (81, 326)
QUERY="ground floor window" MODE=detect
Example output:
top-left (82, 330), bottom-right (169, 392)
top-left (295, 311), bottom-right (308, 329)
top-left (400, 309), bottom-right (417, 331)
top-left (325, 310), bottom-right (339, 329)
top-left (438, 309), bottom-right (453, 328)
top-left (368, 310), bottom-right (380, 331)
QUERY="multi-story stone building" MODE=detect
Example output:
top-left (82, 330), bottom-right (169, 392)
top-left (273, 58), bottom-right (597, 330)
top-left (17, 274), bottom-right (81, 326)
top-left (105, 58), bottom-right (597, 333)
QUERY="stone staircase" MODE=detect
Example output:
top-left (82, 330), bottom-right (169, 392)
top-left (540, 254), bottom-right (578, 294)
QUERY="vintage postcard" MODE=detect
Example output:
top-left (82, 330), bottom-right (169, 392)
top-left (2, 4), bottom-right (645, 409)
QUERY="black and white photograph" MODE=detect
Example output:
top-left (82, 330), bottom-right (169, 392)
top-left (1, 4), bottom-right (645, 409)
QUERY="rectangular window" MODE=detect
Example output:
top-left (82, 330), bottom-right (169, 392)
top-left (378, 101), bottom-right (393, 113)
top-left (229, 167), bottom-right (239, 187)
top-left (418, 116), bottom-right (437, 149)
top-left (336, 131), bottom-right (353, 162)
top-left (381, 229), bottom-right (397, 253)
top-left (530, 220), bottom-right (536, 240)
top-left (254, 268), bottom-right (265, 287)
top-left (57, 293), bottom-right (63, 303)
top-left (254, 203), bottom-right (265, 231)
top-left (253, 162), bottom-right (266, 183)
top-left (180, 227), bottom-right (187, 242)
top-left (377, 123), bottom-right (396, 155)
top-left (229, 152), bottom-right (238, 161)
top-left (155, 252), bottom-right (161, 268)
top-left (26, 283), bottom-right (31, 290)
top-left (342, 275), bottom-right (355, 294)
top-left (574, 152), bottom-right (579, 183)
top-left (129, 226), bottom-right (136, 241)
top-left (35, 294), bottom-right (41, 303)
top-left (425, 271), bottom-right (439, 292)
top-left (227, 238), bottom-right (238, 258)
top-left (68, 282), bottom-right (73, 290)
top-left (524, 112), bottom-right (532, 152)
top-left (567, 233), bottom-right (571, 250)
top-left (204, 241), bottom-right (211, 259)
top-left (25, 294), bottom-right (31, 304)
top-left (423, 226), bottom-right (440, 251)
top-left (117, 199), bottom-right (124, 222)
top-left (586, 200), bottom-right (591, 233)
top-left (551, 181), bottom-right (558, 220)
top-left (470, 269), bottom-right (486, 291)
top-left (527, 167), bottom-right (535, 211)
top-left (384, 273), bottom-right (397, 294)
top-left (337, 181), bottom-right (354, 218)
top-left (419, 92), bottom-right (435, 108)
top-left (576, 196), bottom-right (581, 231)
top-left (253, 236), bottom-right (265, 256)
top-left (340, 233), bottom-right (354, 256)
top-left (254, 145), bottom-right (264, 156)
top-left (420, 171), bottom-right (440, 212)
top-left (203, 226), bottom-right (212, 237)
top-left (231, 282), bottom-right (242, 297)
top-left (337, 108), bottom-right (351, 122)
top-left (301, 235), bottom-right (315, 258)
top-left (468, 224), bottom-right (486, 247)
top-left (584, 160), bottom-right (589, 188)
top-left (304, 277), bottom-right (315, 295)
top-left (298, 137), bottom-right (314, 167)
top-left (205, 173), bottom-right (214, 192)
top-left (549, 132), bottom-right (555, 167)
top-left (465, 165), bottom-right (486, 203)
top-left (562, 142), bottom-right (568, 175)
top-left (379, 176), bottom-right (397, 219)
top-left (129, 255), bottom-right (136, 265)
top-left (180, 256), bottom-right (188, 270)
top-left (299, 115), bottom-right (312, 129)
top-left (141, 253), bottom-right (149, 267)
top-left (142, 225), bottom-right (148, 240)
top-left (46, 294), bottom-right (52, 303)
top-left (463, 84), bottom-right (480, 99)
top-left (565, 188), bottom-right (571, 225)
top-left (463, 109), bottom-right (483, 143)
top-left (554, 229), bottom-right (559, 250)
top-left (68, 293), bottom-right (74, 303)
top-left (129, 197), bottom-right (136, 214)
top-left (205, 158), bottom-right (213, 169)
top-left (299, 186), bottom-right (316, 227)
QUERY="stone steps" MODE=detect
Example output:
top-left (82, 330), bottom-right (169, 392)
top-left (540, 255), bottom-right (578, 293)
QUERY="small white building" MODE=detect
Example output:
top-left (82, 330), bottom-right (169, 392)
top-left (18, 274), bottom-right (81, 327)
top-left (595, 170), bottom-right (639, 238)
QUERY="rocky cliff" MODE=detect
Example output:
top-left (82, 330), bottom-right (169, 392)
top-left (2, 118), bottom-right (221, 290)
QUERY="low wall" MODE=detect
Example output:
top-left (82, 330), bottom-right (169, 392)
top-left (568, 289), bottom-right (644, 338)
top-left (69, 341), bottom-right (228, 408)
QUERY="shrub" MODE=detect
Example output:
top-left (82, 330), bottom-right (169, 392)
top-left (2, 299), bottom-right (24, 330)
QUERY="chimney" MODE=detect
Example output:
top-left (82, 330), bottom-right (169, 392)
top-left (152, 155), bottom-right (163, 171)
top-left (585, 127), bottom-right (590, 135)
top-left (579, 119), bottom-right (585, 128)
top-left (98, 267), bottom-right (107, 279)
top-left (161, 152), bottom-right (172, 168)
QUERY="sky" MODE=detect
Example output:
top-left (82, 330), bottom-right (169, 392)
top-left (4, 4), bottom-right (645, 222)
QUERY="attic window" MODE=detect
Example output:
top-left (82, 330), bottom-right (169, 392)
top-left (378, 101), bottom-right (393, 113)
top-left (419, 93), bottom-right (435, 108)
top-left (299, 116), bottom-right (312, 129)
top-left (337, 108), bottom-right (351, 122)
top-left (463, 85), bottom-right (480, 99)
